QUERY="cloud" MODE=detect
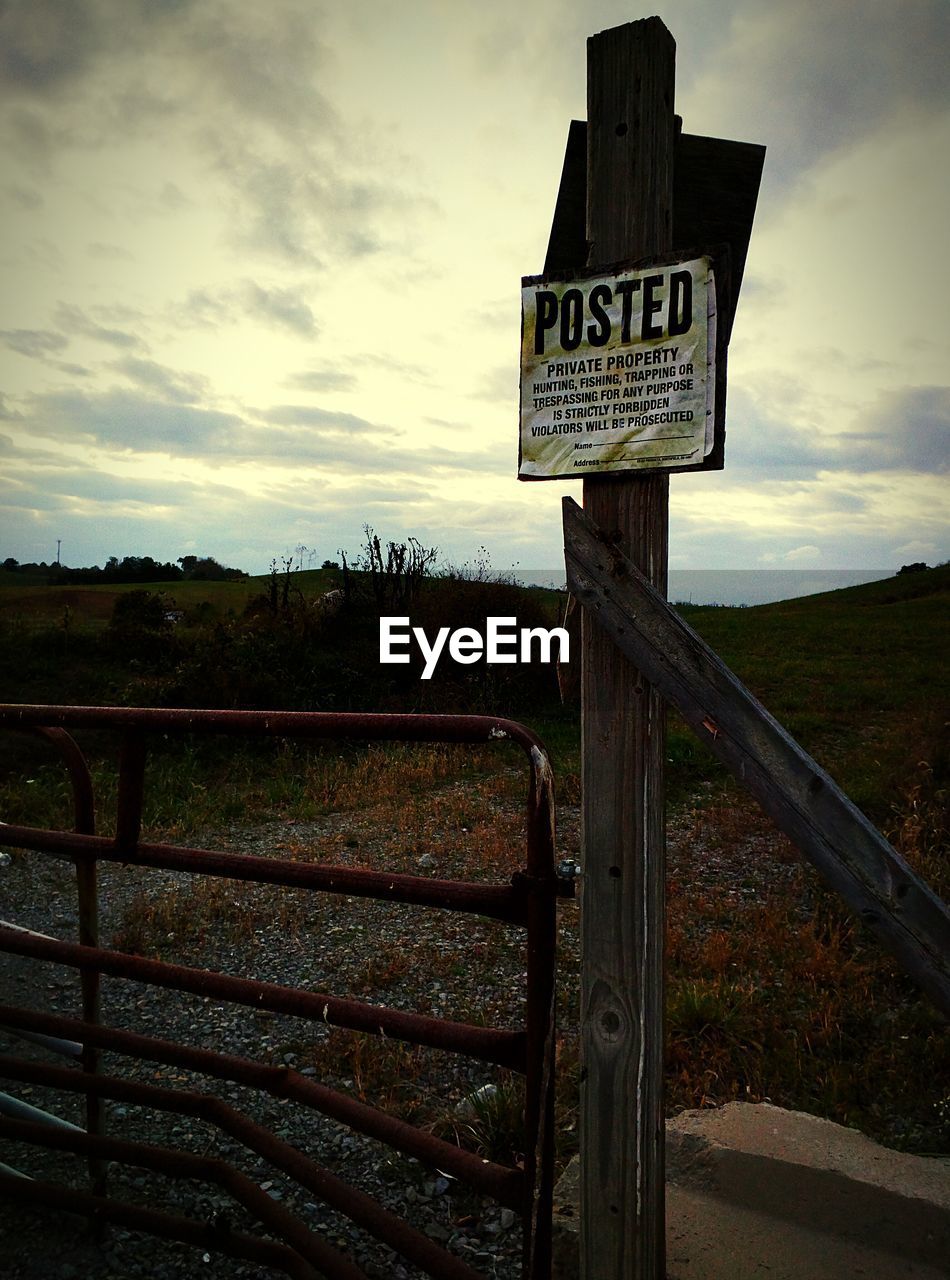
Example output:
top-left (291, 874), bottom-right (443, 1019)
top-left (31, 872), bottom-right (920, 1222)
top-left (0, 1), bottom-right (434, 265)
top-left (781, 544), bottom-right (822, 564)
top-left (892, 539), bottom-right (939, 561)
top-left (725, 383), bottom-right (949, 480)
top-left (109, 356), bottom-right (209, 404)
top-left (0, 468), bottom-right (214, 515)
top-left (286, 366), bottom-right (357, 394)
top-left (682, 0), bottom-right (950, 194)
top-left (184, 2), bottom-right (338, 143)
top-left (54, 303), bottom-right (144, 350)
top-left (848, 386), bottom-right (949, 474)
top-left (29, 388), bottom-right (245, 453)
top-left (0, 328), bottom-right (68, 359)
top-left (203, 135), bottom-right (415, 264)
top-left (238, 282), bottom-right (318, 337)
top-left (471, 363), bottom-right (519, 404)
top-left (0, 0), bottom-right (101, 98)
top-left (669, 462), bottom-right (949, 569)
top-left (177, 281), bottom-right (318, 337)
top-left (87, 241), bottom-right (134, 261)
top-left (3, 182), bottom-right (42, 209)
top-left (260, 405), bottom-right (381, 434)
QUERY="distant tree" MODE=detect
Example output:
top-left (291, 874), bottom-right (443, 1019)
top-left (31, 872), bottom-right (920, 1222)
top-left (2, 558), bottom-right (18, 571)
top-left (178, 555), bottom-right (247, 581)
top-left (53, 555), bottom-right (182, 585)
top-left (898, 562), bottom-right (929, 575)
top-left (107, 590), bottom-right (174, 647)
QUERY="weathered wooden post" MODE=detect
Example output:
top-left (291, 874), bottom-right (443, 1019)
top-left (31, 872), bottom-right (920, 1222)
top-left (580, 19), bottom-right (674, 1279)
top-left (519, 16), bottom-right (763, 1277)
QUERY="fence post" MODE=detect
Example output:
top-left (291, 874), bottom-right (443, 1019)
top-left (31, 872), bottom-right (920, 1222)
top-left (32, 726), bottom-right (105, 1190)
top-left (580, 18), bottom-right (675, 1280)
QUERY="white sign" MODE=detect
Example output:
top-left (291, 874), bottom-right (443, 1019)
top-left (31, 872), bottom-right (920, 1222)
top-left (518, 254), bottom-right (717, 478)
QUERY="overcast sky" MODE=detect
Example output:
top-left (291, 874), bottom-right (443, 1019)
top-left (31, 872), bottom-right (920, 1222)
top-left (1, 0), bottom-right (947, 579)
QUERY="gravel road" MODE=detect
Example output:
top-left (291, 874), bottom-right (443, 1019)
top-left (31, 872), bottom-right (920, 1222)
top-left (0, 778), bottom-right (584, 1280)
top-left (0, 771), bottom-right (804, 1280)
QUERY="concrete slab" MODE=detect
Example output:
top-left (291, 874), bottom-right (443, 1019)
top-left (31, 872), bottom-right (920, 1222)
top-left (552, 1103), bottom-right (950, 1279)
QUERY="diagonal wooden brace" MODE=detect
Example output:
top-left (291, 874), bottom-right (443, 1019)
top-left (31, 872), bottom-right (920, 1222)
top-left (563, 494), bottom-right (950, 1019)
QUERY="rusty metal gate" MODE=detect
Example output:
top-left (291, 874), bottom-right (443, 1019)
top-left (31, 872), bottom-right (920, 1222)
top-left (0, 705), bottom-right (567, 1279)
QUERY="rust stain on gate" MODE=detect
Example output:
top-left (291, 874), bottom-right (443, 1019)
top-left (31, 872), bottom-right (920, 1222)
top-left (0, 705), bottom-right (569, 1280)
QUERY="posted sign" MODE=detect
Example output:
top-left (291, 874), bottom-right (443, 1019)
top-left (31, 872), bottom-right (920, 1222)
top-left (518, 254), bottom-right (719, 478)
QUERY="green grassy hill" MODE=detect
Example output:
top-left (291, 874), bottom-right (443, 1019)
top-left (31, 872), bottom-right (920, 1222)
top-left (0, 566), bottom-right (346, 627)
top-left (677, 565), bottom-right (948, 827)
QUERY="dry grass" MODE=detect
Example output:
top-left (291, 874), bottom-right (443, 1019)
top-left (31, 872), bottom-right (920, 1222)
top-left (38, 716), bottom-right (950, 1160)
top-left (661, 773), bottom-right (949, 1150)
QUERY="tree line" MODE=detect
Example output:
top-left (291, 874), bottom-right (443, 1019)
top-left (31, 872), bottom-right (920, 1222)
top-left (2, 554), bottom-right (247, 585)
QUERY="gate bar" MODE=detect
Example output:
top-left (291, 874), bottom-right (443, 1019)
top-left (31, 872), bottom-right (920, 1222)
top-left (0, 1170), bottom-right (324, 1280)
top-left (0, 1055), bottom-right (486, 1280)
top-left (0, 825), bottom-right (539, 922)
top-left (0, 1005), bottom-right (524, 1205)
top-left (0, 705), bottom-right (558, 1277)
top-left (0, 927), bottom-right (525, 1070)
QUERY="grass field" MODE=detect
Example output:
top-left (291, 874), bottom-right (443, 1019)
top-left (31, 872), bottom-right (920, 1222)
top-left (0, 566), bottom-right (343, 626)
top-left (0, 563), bottom-right (947, 1154)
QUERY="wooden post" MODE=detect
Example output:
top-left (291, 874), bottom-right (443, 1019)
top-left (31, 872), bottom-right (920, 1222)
top-left (580, 18), bottom-right (675, 1280)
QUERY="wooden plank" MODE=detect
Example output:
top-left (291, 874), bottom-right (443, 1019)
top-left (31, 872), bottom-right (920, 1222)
top-left (543, 123), bottom-right (767, 341)
top-left (564, 495), bottom-right (950, 1018)
top-left (580, 18), bottom-right (675, 1280)
top-left (544, 119), bottom-right (588, 274)
top-left (674, 133), bottom-right (766, 341)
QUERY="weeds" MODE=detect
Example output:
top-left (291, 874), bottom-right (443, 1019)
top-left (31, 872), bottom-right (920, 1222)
top-left (110, 877), bottom-right (315, 960)
top-left (2, 567), bottom-right (948, 1162)
top-left (439, 1076), bottom-right (527, 1165)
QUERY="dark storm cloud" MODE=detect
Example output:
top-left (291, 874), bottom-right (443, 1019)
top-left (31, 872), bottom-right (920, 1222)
top-left (491, 0), bottom-right (950, 199)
